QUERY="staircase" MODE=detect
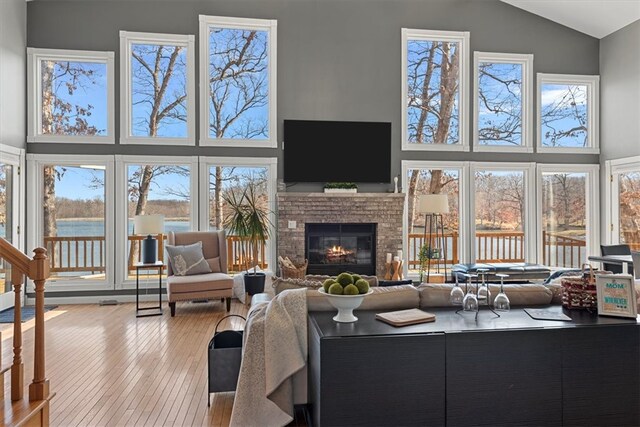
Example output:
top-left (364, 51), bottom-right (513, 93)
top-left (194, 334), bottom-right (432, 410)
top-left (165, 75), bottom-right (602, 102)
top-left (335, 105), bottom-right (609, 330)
top-left (0, 238), bottom-right (53, 426)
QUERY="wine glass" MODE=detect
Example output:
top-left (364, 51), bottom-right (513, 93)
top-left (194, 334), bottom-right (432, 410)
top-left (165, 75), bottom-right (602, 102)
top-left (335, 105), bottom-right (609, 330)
top-left (450, 275), bottom-right (464, 306)
top-left (494, 273), bottom-right (510, 312)
top-left (462, 274), bottom-right (479, 312)
top-left (476, 268), bottom-right (490, 303)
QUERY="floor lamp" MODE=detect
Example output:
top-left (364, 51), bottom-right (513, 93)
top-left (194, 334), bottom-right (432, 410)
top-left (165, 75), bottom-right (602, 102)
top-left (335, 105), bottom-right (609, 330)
top-left (417, 194), bottom-right (449, 283)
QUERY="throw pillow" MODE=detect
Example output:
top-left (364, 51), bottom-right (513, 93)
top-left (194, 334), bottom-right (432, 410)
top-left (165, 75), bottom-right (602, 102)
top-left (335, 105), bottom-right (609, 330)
top-left (206, 256), bottom-right (222, 273)
top-left (165, 241), bottom-right (212, 276)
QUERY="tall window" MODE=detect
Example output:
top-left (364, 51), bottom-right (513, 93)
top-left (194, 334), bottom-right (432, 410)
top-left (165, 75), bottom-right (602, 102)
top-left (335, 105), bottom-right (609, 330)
top-left (199, 157), bottom-right (277, 273)
top-left (199, 16), bottom-right (277, 147)
top-left (402, 29), bottom-right (469, 151)
top-left (27, 48), bottom-right (114, 143)
top-left (474, 52), bottom-right (533, 152)
top-left (27, 155), bottom-right (114, 288)
top-left (537, 73), bottom-right (599, 153)
top-left (471, 164), bottom-right (535, 263)
top-left (402, 161), bottom-right (465, 275)
top-left (119, 32), bottom-right (195, 145)
top-left (538, 165), bottom-right (599, 269)
top-left (116, 156), bottom-right (197, 283)
top-left (617, 171), bottom-right (640, 250)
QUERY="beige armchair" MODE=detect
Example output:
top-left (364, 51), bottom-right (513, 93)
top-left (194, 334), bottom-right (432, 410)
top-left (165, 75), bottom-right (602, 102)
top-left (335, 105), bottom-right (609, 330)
top-left (166, 231), bottom-right (233, 317)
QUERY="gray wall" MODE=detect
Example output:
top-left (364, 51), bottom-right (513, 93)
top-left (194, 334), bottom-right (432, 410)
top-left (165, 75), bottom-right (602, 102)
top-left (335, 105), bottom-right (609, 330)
top-left (0, 0), bottom-right (27, 149)
top-left (600, 20), bottom-right (640, 162)
top-left (27, 0), bottom-right (600, 192)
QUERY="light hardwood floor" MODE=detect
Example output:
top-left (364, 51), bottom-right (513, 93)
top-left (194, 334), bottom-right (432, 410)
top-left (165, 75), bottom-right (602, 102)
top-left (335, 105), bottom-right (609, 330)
top-left (1, 300), bottom-right (255, 426)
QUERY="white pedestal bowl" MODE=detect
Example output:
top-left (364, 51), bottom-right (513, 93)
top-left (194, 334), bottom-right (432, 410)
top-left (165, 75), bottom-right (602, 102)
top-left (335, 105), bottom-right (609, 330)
top-left (318, 288), bottom-right (374, 322)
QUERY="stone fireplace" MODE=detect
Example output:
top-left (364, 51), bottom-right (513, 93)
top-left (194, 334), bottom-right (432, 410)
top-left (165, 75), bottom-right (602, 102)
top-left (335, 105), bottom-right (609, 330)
top-left (277, 193), bottom-right (405, 277)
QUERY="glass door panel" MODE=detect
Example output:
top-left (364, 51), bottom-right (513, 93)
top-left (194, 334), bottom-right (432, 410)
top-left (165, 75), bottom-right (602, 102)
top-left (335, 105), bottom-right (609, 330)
top-left (618, 171), bottom-right (640, 251)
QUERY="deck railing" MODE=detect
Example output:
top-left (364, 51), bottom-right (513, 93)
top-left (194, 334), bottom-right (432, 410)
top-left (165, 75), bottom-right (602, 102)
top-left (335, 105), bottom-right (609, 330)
top-left (42, 234), bottom-right (266, 276)
top-left (408, 231), bottom-right (588, 270)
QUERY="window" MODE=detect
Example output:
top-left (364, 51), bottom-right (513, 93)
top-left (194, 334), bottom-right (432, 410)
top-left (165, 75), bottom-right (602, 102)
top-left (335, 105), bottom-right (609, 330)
top-left (402, 161), bottom-right (468, 278)
top-left (115, 156), bottom-right (198, 284)
top-left (199, 16), bottom-right (277, 147)
top-left (402, 29), bottom-right (469, 151)
top-left (199, 157), bottom-right (277, 272)
top-left (27, 154), bottom-right (114, 289)
top-left (27, 48), bottom-right (114, 143)
top-left (537, 73), bottom-right (599, 153)
top-left (474, 52), bottom-right (533, 152)
top-left (607, 156), bottom-right (640, 250)
top-left (537, 164), bottom-right (599, 269)
top-left (471, 163), bottom-right (536, 263)
top-left (119, 32), bottom-right (195, 145)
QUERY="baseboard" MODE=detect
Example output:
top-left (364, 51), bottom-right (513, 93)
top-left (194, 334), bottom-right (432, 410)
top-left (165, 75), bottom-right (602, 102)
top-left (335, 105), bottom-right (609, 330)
top-left (25, 294), bottom-right (169, 306)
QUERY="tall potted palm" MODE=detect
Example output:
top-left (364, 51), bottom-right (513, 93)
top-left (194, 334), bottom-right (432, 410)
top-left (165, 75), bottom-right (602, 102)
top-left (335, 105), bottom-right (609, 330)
top-left (223, 185), bottom-right (272, 295)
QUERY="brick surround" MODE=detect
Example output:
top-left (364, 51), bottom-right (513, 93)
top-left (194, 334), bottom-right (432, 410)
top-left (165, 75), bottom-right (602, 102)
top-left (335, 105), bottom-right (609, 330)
top-left (277, 193), bottom-right (405, 277)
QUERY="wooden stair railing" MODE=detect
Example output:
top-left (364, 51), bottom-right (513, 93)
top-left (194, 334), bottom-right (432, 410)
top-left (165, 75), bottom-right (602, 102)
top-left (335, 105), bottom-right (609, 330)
top-left (0, 237), bottom-right (52, 426)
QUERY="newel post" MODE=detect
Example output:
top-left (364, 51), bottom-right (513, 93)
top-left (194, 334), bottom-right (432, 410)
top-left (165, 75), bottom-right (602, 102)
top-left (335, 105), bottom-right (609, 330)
top-left (29, 247), bottom-right (50, 402)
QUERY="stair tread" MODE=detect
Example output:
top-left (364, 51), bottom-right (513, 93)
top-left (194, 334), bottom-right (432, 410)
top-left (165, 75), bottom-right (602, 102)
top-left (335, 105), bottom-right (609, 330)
top-left (0, 392), bottom-right (55, 427)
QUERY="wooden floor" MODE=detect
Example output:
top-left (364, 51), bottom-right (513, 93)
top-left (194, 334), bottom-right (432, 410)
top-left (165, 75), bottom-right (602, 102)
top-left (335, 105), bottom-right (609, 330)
top-left (0, 299), bottom-right (268, 426)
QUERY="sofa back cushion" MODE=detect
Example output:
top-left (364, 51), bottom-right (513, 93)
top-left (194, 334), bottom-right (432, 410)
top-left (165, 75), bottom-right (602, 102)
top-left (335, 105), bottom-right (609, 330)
top-left (307, 285), bottom-right (419, 311)
top-left (418, 283), bottom-right (553, 307)
top-left (272, 274), bottom-right (379, 295)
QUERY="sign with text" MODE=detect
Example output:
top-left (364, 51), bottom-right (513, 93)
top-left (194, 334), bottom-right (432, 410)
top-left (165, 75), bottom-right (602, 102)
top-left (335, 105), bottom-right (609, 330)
top-left (595, 274), bottom-right (638, 318)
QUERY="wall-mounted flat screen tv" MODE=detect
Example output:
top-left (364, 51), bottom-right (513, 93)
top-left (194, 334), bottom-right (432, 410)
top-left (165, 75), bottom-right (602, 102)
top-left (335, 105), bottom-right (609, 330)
top-left (283, 119), bottom-right (391, 183)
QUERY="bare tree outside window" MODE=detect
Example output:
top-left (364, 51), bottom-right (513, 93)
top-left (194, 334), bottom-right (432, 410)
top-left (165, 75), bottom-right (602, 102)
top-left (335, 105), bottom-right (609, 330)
top-left (540, 83), bottom-right (588, 148)
top-left (619, 172), bottom-right (640, 249)
top-left (40, 60), bottom-right (107, 136)
top-left (130, 43), bottom-right (188, 138)
top-left (477, 62), bottom-right (523, 146)
top-left (208, 27), bottom-right (269, 140)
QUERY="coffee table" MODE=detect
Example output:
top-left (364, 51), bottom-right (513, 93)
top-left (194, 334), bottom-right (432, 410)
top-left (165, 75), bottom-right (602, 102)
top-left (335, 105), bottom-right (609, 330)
top-left (308, 307), bottom-right (640, 426)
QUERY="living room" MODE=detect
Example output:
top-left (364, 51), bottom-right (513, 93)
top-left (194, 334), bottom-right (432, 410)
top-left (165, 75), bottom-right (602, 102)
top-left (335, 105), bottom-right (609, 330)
top-left (0, 0), bottom-right (639, 425)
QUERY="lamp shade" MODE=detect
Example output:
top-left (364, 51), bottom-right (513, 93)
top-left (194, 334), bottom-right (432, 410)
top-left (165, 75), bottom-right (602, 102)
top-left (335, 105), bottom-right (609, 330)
top-left (417, 194), bottom-right (449, 214)
top-left (134, 214), bottom-right (165, 235)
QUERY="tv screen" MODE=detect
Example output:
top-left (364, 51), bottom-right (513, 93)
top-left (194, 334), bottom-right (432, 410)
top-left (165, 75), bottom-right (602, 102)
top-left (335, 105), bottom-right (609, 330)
top-left (283, 119), bottom-right (391, 183)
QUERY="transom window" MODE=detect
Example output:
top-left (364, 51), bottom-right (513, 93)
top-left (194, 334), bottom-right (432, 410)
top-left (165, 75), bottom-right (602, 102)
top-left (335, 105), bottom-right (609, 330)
top-left (199, 15), bottom-right (277, 147)
top-left (474, 52), bottom-right (533, 152)
top-left (27, 48), bottom-right (114, 144)
top-left (402, 29), bottom-right (469, 151)
top-left (119, 31), bottom-right (195, 145)
top-left (537, 73), bottom-right (599, 153)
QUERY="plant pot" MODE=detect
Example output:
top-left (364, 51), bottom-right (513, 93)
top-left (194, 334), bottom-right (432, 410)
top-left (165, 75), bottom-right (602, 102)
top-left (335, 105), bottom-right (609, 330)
top-left (244, 272), bottom-right (266, 296)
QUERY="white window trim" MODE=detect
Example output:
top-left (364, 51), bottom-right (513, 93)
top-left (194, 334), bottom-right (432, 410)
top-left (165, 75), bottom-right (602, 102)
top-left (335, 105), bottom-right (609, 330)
top-left (119, 31), bottom-right (196, 146)
top-left (198, 15), bottom-right (278, 148)
top-left (27, 48), bottom-right (115, 144)
top-left (198, 156), bottom-right (278, 271)
top-left (537, 73), bottom-right (600, 154)
top-left (0, 144), bottom-right (26, 309)
top-left (401, 160), bottom-right (470, 278)
top-left (401, 28), bottom-right (470, 152)
top-left (473, 52), bottom-right (534, 153)
top-left (26, 154), bottom-right (115, 291)
top-left (115, 155), bottom-right (199, 288)
top-left (536, 163), bottom-right (600, 268)
top-left (469, 162), bottom-right (537, 263)
top-left (605, 155), bottom-right (640, 245)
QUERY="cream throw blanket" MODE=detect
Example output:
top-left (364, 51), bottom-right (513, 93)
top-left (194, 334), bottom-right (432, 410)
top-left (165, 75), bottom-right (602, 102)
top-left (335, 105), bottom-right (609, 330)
top-left (230, 288), bottom-right (307, 426)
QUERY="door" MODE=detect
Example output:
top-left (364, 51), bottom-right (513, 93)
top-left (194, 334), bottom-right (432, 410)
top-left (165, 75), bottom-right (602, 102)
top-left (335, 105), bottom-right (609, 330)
top-left (0, 146), bottom-right (24, 310)
top-left (609, 160), bottom-right (640, 252)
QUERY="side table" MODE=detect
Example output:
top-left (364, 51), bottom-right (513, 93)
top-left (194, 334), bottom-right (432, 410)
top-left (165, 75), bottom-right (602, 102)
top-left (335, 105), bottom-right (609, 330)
top-left (134, 261), bottom-right (164, 317)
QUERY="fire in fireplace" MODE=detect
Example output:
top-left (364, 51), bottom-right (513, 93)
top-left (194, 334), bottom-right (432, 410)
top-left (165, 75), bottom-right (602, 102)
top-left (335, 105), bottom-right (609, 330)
top-left (305, 223), bottom-right (376, 276)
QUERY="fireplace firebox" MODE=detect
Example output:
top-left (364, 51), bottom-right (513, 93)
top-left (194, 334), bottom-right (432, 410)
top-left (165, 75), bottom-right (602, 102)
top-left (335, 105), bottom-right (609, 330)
top-left (305, 223), bottom-right (376, 276)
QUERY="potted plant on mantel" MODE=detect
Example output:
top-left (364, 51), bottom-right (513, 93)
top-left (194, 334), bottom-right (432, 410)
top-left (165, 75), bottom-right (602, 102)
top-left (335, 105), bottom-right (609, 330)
top-left (223, 185), bottom-right (272, 295)
top-left (323, 182), bottom-right (358, 193)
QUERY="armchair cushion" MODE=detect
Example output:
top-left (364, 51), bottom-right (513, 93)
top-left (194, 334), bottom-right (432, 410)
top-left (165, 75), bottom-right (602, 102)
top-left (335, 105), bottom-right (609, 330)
top-left (206, 256), bottom-right (222, 273)
top-left (165, 241), bottom-right (212, 276)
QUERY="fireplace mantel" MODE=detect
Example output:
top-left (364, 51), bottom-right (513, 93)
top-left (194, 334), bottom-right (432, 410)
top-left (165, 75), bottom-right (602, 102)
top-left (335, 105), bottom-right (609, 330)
top-left (277, 192), bottom-right (405, 276)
